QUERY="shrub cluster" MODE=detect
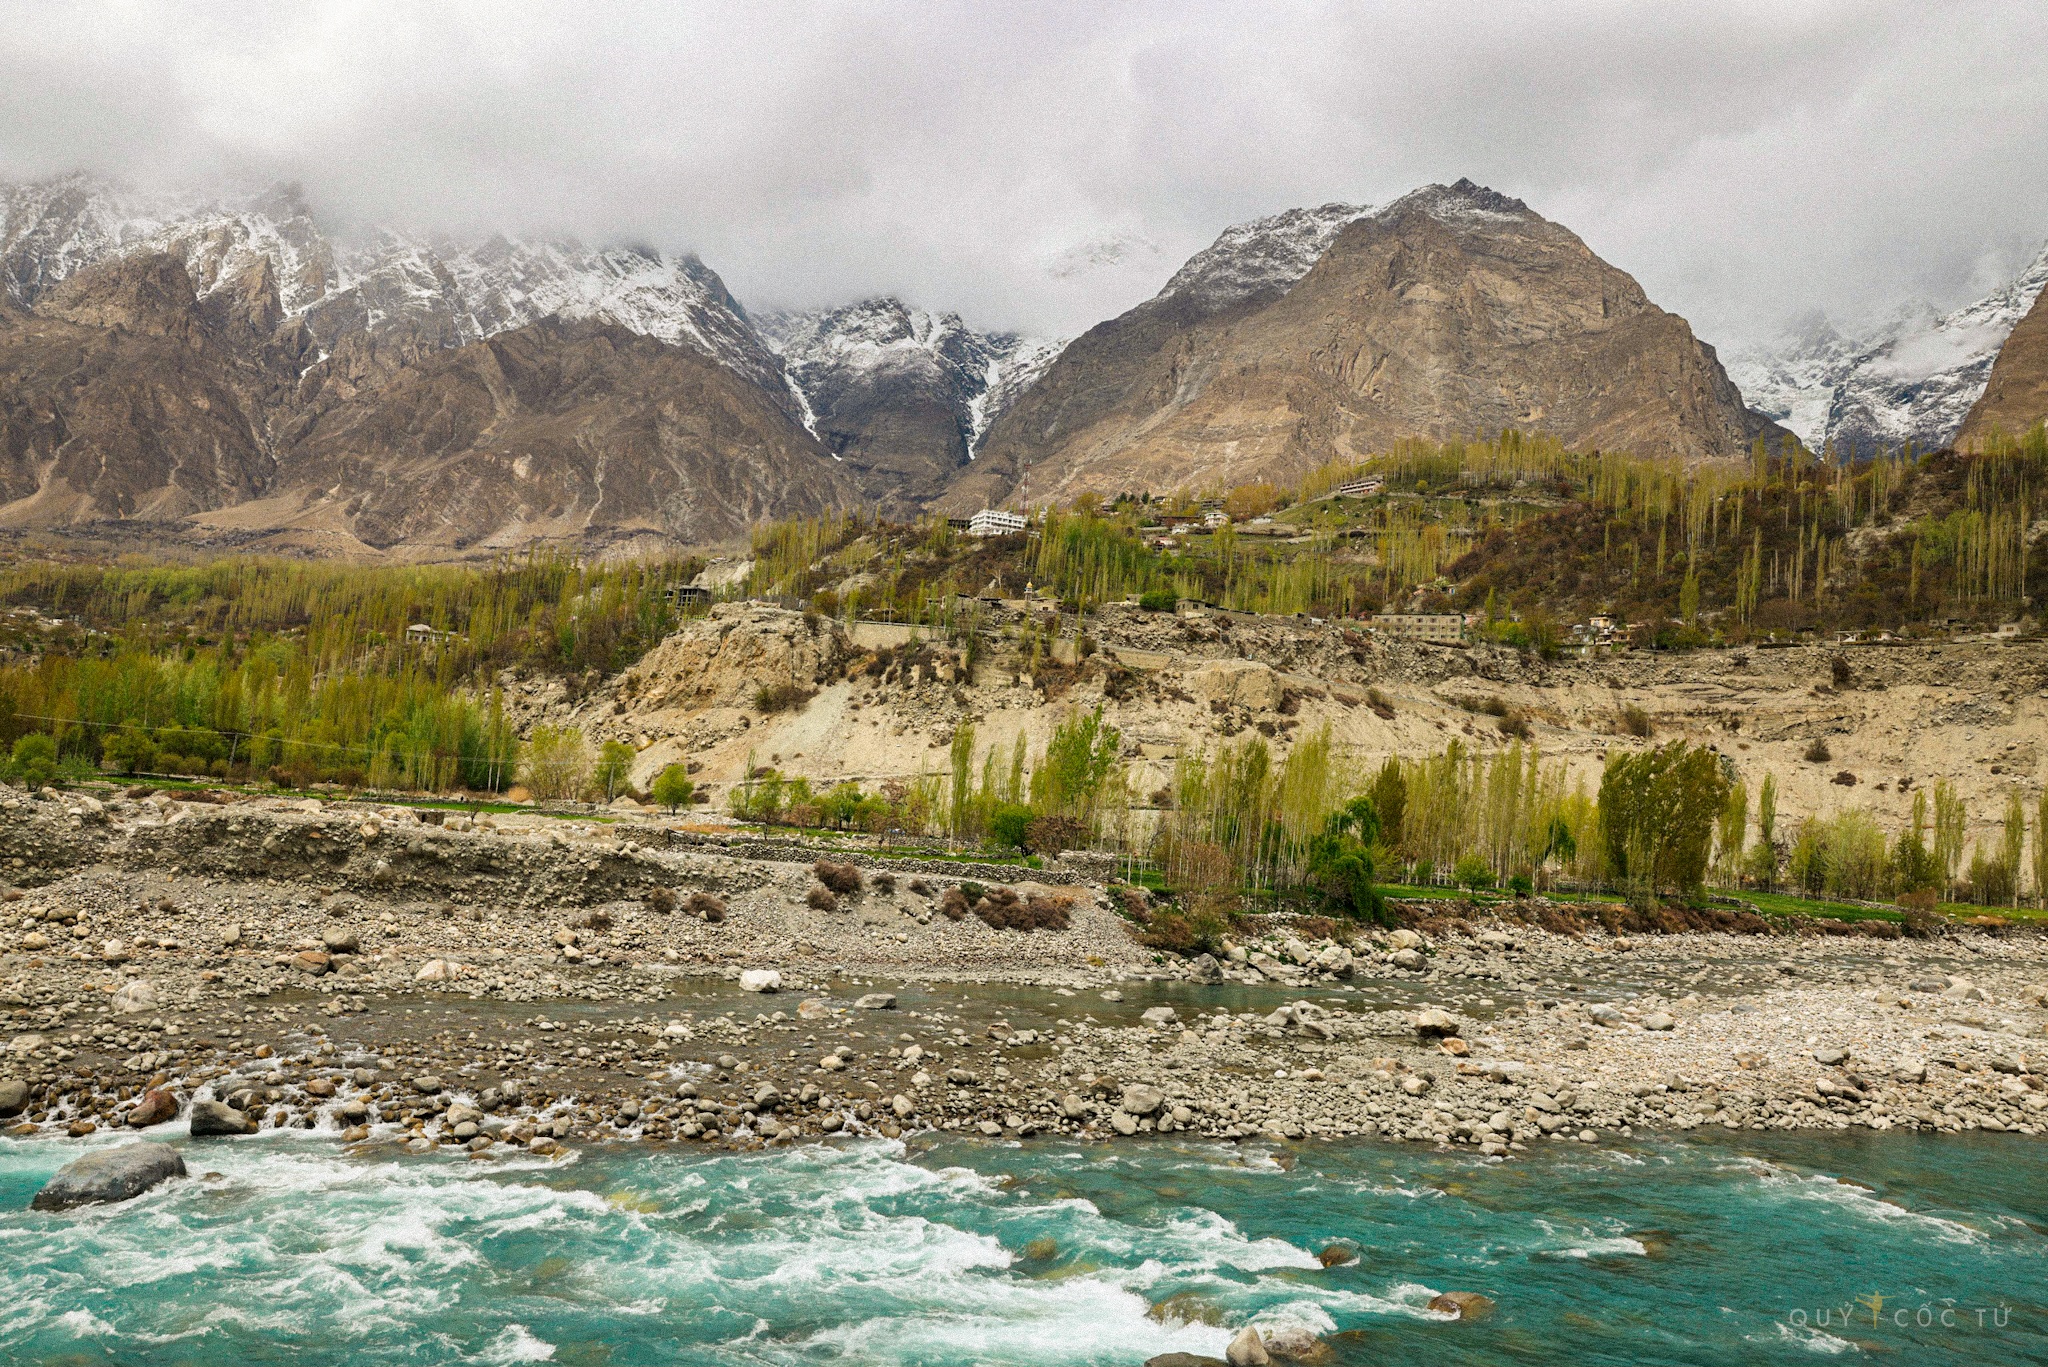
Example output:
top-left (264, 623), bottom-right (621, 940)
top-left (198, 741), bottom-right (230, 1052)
top-left (812, 860), bottom-right (864, 894)
top-left (754, 683), bottom-right (817, 714)
top-left (969, 887), bottom-right (1073, 932)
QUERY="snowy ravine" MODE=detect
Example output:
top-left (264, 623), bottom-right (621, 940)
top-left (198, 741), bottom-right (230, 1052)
top-left (0, 172), bottom-right (792, 404)
top-left (757, 298), bottom-right (1062, 456)
top-left (1726, 241), bottom-right (2048, 452)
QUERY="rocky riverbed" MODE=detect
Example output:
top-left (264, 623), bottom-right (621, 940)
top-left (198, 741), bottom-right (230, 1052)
top-left (5, 782), bottom-right (2048, 1164)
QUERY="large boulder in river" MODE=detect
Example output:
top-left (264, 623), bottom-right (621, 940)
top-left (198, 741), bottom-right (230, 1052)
top-left (1224, 1325), bottom-right (1270, 1366)
top-left (0, 1077), bottom-right (27, 1116)
top-left (739, 969), bottom-right (782, 993)
top-left (30, 1142), bottom-right (186, 1209)
top-left (1428, 1290), bottom-right (1495, 1320)
top-left (125, 1089), bottom-right (178, 1127)
top-left (188, 1099), bottom-right (257, 1136)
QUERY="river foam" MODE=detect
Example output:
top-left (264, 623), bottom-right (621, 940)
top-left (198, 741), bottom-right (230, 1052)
top-left (0, 1129), bottom-right (2041, 1365)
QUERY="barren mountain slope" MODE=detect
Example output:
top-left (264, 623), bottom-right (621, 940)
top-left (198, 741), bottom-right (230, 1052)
top-left (1958, 284), bottom-right (2048, 449)
top-left (222, 318), bottom-right (859, 554)
top-left (0, 253), bottom-right (282, 526)
top-left (960, 182), bottom-right (1780, 509)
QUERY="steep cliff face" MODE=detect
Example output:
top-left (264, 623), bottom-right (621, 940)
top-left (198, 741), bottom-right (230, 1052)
top-left (0, 253), bottom-right (278, 525)
top-left (242, 318), bottom-right (859, 553)
top-left (1957, 285), bottom-right (2048, 449)
top-left (959, 181), bottom-right (1780, 509)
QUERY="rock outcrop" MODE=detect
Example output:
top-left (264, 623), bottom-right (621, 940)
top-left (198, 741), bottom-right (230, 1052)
top-left (615, 604), bottom-right (853, 713)
top-left (30, 1142), bottom-right (186, 1209)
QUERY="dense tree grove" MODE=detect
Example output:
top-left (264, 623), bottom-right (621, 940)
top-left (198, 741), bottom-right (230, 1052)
top-left (739, 421), bottom-right (2047, 641)
top-left (0, 552), bottom-right (694, 792)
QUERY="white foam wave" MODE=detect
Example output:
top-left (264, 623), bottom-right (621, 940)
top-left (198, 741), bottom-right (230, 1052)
top-left (795, 1272), bottom-right (1231, 1367)
top-left (477, 1323), bottom-right (556, 1363)
top-left (1751, 1164), bottom-right (1985, 1245)
top-left (1753, 1319), bottom-right (1860, 1355)
top-left (1529, 1219), bottom-right (1648, 1259)
top-left (58, 1308), bottom-right (115, 1336)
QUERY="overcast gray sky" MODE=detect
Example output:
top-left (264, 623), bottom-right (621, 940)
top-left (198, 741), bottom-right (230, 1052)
top-left (2, 0), bottom-right (2043, 346)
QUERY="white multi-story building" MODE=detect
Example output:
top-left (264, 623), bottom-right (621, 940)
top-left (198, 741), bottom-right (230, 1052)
top-left (967, 508), bottom-right (1029, 537)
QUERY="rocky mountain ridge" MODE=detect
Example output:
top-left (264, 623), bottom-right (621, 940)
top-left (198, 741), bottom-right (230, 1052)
top-left (4, 169), bottom-right (2038, 550)
top-left (952, 180), bottom-right (1784, 511)
top-left (1, 173), bottom-right (797, 407)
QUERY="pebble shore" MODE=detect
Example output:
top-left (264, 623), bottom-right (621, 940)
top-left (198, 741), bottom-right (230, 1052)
top-left (5, 783), bottom-right (2046, 1161)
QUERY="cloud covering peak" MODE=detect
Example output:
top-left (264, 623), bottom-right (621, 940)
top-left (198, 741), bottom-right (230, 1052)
top-left (0, 0), bottom-right (2042, 344)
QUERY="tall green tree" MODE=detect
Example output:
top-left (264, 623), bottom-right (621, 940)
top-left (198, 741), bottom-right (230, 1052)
top-left (594, 740), bottom-right (636, 802)
top-left (523, 725), bottom-right (591, 802)
top-left (949, 721), bottom-right (977, 839)
top-left (1367, 757), bottom-right (1407, 853)
top-left (2034, 790), bottom-right (2048, 909)
top-left (650, 763), bottom-right (693, 813)
top-left (1597, 740), bottom-right (1731, 900)
top-left (1932, 780), bottom-right (1968, 898)
top-left (1304, 796), bottom-right (1389, 924)
top-left (1030, 705), bottom-right (1122, 826)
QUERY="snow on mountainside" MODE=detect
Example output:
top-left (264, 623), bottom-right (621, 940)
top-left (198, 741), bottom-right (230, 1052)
top-left (1150, 183), bottom-right (1544, 319)
top-left (1157, 200), bottom-right (1372, 313)
top-left (1721, 314), bottom-right (1861, 449)
top-left (759, 298), bottom-right (1062, 454)
top-left (1727, 241), bottom-right (2048, 452)
top-left (0, 172), bottom-right (791, 403)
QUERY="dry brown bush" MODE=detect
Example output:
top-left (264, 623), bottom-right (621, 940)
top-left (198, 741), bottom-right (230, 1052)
top-left (812, 860), bottom-right (864, 894)
top-left (970, 888), bottom-right (1073, 932)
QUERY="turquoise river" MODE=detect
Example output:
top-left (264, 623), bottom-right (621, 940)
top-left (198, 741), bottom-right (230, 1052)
top-left (1, 1129), bottom-right (2043, 1365)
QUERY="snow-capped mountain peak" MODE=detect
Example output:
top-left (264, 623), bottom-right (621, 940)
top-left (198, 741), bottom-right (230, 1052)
top-left (1727, 239), bottom-right (2048, 453)
top-left (0, 171), bottom-right (790, 403)
top-left (760, 297), bottom-right (1063, 455)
